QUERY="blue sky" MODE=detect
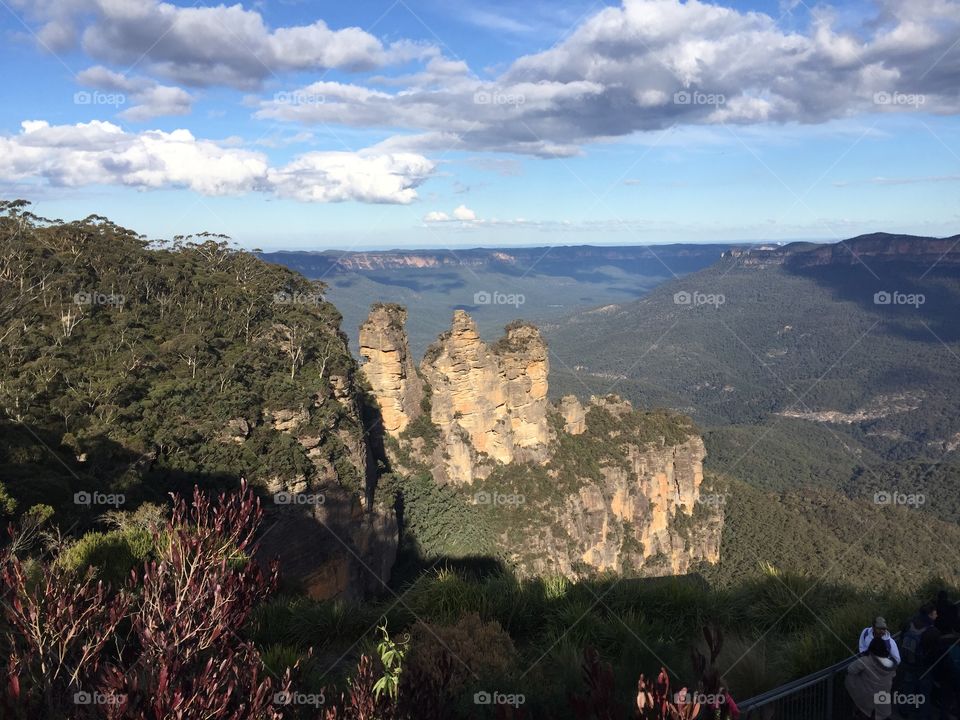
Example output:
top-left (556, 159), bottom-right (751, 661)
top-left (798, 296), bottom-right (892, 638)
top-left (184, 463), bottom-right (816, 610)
top-left (1, 0), bottom-right (958, 249)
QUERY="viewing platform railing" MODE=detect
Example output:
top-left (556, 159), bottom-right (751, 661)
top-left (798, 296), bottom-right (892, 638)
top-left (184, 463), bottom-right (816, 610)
top-left (738, 652), bottom-right (860, 719)
top-left (739, 629), bottom-right (912, 719)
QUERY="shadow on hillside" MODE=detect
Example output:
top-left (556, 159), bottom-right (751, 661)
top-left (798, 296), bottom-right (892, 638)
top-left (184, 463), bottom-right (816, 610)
top-left (0, 419), bottom-right (248, 545)
top-left (788, 263), bottom-right (960, 343)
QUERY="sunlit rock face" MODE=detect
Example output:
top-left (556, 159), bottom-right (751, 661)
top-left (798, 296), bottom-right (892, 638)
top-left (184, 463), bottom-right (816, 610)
top-left (359, 304), bottom-right (423, 436)
top-left (419, 311), bottom-right (550, 483)
top-left (360, 306), bottom-right (722, 579)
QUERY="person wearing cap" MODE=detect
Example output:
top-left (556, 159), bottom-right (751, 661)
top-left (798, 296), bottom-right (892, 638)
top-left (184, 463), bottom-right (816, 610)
top-left (859, 616), bottom-right (901, 665)
top-left (845, 637), bottom-right (898, 720)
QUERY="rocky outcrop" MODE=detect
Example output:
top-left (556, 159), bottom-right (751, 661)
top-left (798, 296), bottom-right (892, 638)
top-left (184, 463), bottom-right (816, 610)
top-left (559, 395), bottom-right (586, 435)
top-left (254, 370), bottom-right (398, 601)
top-left (510, 398), bottom-right (722, 579)
top-left (359, 304), bottom-right (423, 435)
top-left (257, 482), bottom-right (397, 602)
top-left (360, 305), bottom-right (722, 580)
top-left (419, 311), bottom-right (550, 483)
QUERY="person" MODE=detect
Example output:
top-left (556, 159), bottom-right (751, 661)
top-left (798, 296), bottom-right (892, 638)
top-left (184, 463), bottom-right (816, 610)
top-left (935, 589), bottom-right (958, 635)
top-left (859, 616), bottom-right (901, 665)
top-left (845, 637), bottom-right (897, 720)
top-left (900, 603), bottom-right (941, 719)
top-left (937, 620), bottom-right (960, 720)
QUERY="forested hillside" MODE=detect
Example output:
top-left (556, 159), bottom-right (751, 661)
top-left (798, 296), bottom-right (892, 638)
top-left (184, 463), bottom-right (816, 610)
top-left (0, 199), bottom-right (368, 536)
top-left (547, 236), bottom-right (960, 506)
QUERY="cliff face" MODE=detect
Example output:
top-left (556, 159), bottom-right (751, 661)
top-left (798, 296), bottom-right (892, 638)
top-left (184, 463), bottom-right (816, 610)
top-left (360, 306), bottom-right (723, 579)
top-left (501, 396), bottom-right (721, 579)
top-left (358, 304), bottom-right (423, 435)
top-left (559, 395), bottom-right (586, 435)
top-left (419, 311), bottom-right (551, 483)
top-left (254, 369), bottom-right (398, 602)
top-left (723, 233), bottom-right (960, 269)
top-left (559, 429), bottom-right (719, 577)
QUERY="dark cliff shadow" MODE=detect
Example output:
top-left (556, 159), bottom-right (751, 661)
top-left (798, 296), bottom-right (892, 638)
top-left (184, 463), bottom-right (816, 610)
top-left (786, 261), bottom-right (960, 344)
top-left (0, 419), bottom-right (243, 546)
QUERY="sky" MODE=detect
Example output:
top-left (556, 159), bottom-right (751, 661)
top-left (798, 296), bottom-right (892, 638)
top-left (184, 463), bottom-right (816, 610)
top-left (0, 0), bottom-right (958, 250)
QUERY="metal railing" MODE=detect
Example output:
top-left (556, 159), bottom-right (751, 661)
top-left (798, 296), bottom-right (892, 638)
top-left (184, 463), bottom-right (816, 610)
top-left (738, 652), bottom-right (859, 719)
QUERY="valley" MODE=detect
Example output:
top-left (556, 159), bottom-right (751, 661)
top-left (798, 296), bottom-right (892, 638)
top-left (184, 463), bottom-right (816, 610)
top-left (2, 206), bottom-right (958, 717)
top-left (261, 245), bottom-right (731, 357)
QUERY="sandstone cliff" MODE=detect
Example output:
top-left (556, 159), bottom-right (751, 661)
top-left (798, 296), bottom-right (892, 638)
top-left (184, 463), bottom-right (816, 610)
top-left (416, 311), bottom-right (551, 483)
top-left (358, 304), bottom-right (423, 435)
top-left (723, 233), bottom-right (960, 269)
top-left (360, 306), bottom-right (723, 580)
top-left (475, 395), bottom-right (722, 579)
top-left (252, 367), bottom-right (398, 601)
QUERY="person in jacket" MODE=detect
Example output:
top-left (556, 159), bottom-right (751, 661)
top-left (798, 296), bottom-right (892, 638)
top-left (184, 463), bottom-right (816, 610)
top-left (935, 590), bottom-right (958, 635)
top-left (858, 616), bottom-right (901, 665)
top-left (845, 637), bottom-right (897, 720)
top-left (900, 603), bottom-right (940, 719)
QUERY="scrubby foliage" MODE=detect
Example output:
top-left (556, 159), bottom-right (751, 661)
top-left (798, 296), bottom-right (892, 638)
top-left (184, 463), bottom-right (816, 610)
top-left (1, 483), bottom-right (288, 719)
top-left (0, 199), bottom-right (362, 527)
top-left (406, 612), bottom-right (517, 696)
top-left (250, 564), bottom-right (948, 717)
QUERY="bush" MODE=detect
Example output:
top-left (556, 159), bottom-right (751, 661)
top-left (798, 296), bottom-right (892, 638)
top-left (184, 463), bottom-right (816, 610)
top-left (57, 527), bottom-right (153, 586)
top-left (407, 612), bottom-right (517, 696)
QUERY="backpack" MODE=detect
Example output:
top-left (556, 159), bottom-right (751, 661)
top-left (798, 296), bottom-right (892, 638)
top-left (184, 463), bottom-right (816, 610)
top-left (901, 624), bottom-right (926, 667)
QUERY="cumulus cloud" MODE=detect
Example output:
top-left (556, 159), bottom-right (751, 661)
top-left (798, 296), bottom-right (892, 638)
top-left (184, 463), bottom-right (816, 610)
top-left (14, 0), bottom-right (435, 88)
top-left (452, 204), bottom-right (477, 221)
top-left (256, 0), bottom-right (960, 155)
top-left (0, 120), bottom-right (433, 203)
top-left (77, 65), bottom-right (193, 121)
top-left (424, 205), bottom-right (479, 223)
top-left (267, 152), bottom-right (434, 204)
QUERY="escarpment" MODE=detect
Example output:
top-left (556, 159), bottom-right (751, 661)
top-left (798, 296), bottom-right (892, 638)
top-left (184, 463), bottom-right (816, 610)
top-left (358, 304), bottom-right (423, 435)
top-left (418, 311), bottom-right (551, 483)
top-left (360, 305), bottom-right (723, 579)
top-left (254, 369), bottom-right (398, 602)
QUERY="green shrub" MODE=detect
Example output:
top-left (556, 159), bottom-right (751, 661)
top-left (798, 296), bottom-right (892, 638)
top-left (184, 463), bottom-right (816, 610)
top-left (407, 612), bottom-right (517, 695)
top-left (58, 527), bottom-right (153, 586)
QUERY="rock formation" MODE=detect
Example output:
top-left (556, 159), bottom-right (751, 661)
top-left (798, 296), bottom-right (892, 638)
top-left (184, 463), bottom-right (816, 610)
top-left (419, 311), bottom-right (551, 483)
top-left (359, 304), bottom-right (423, 435)
top-left (559, 395), bottom-right (586, 435)
top-left (488, 395), bottom-right (722, 580)
top-left (559, 428), bottom-right (719, 577)
top-left (253, 368), bottom-right (398, 601)
top-left (359, 305), bottom-right (724, 579)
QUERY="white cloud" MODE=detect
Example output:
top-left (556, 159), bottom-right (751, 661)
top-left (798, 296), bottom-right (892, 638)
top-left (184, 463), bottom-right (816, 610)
top-left (14, 0), bottom-right (437, 88)
top-left (254, 0), bottom-right (960, 155)
top-left (77, 65), bottom-right (193, 121)
top-left (452, 204), bottom-right (477, 221)
top-left (0, 120), bottom-right (434, 204)
top-left (267, 152), bottom-right (434, 204)
top-left (424, 205), bottom-right (479, 223)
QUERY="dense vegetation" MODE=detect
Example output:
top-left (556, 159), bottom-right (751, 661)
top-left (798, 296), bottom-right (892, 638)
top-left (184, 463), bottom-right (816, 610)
top-left (0, 199), bottom-right (364, 528)
top-left (4, 206), bottom-right (958, 716)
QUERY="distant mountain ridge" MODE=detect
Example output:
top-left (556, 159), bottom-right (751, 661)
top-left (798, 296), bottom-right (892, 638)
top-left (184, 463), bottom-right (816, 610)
top-left (723, 232), bottom-right (960, 268)
top-left (262, 243), bottom-right (738, 358)
top-left (261, 244), bottom-right (737, 276)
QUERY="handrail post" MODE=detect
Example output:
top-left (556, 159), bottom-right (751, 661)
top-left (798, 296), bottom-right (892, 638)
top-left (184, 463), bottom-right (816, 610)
top-left (826, 674), bottom-right (834, 719)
